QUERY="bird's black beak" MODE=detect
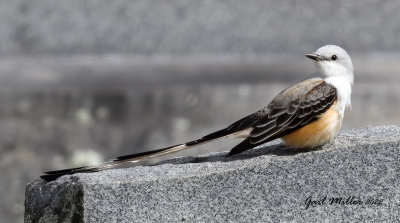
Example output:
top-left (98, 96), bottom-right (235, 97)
top-left (305, 53), bottom-right (323, 61)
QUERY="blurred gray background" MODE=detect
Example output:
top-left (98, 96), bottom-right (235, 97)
top-left (1, 0), bottom-right (400, 222)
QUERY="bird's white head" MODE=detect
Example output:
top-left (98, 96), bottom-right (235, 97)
top-left (306, 45), bottom-right (354, 85)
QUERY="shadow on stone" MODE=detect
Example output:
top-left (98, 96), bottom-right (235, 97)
top-left (155, 143), bottom-right (324, 166)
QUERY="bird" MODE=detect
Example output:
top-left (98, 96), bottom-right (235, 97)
top-left (41, 45), bottom-right (354, 181)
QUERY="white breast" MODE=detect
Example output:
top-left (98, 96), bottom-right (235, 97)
top-left (324, 76), bottom-right (352, 118)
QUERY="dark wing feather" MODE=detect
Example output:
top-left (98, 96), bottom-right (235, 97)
top-left (250, 80), bottom-right (337, 144)
top-left (228, 79), bottom-right (337, 156)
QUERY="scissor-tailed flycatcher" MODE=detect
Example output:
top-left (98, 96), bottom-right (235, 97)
top-left (42, 45), bottom-right (354, 181)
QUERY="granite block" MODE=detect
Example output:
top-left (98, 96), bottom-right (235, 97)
top-left (25, 126), bottom-right (400, 222)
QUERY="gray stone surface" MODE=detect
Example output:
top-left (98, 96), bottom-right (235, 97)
top-left (25, 126), bottom-right (400, 222)
top-left (2, 0), bottom-right (400, 56)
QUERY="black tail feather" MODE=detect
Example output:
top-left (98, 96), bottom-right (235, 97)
top-left (40, 131), bottom-right (226, 181)
top-left (114, 147), bottom-right (177, 161)
top-left (114, 128), bottom-right (231, 162)
top-left (40, 173), bottom-right (68, 181)
top-left (40, 123), bottom-right (253, 182)
top-left (43, 166), bottom-right (89, 175)
top-left (40, 167), bottom-right (98, 181)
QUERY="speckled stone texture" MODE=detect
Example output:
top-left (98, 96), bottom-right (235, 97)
top-left (25, 126), bottom-right (400, 222)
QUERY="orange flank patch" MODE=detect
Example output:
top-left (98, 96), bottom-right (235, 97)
top-left (282, 103), bottom-right (342, 149)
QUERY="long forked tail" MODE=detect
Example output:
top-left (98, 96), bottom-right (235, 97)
top-left (40, 127), bottom-right (251, 181)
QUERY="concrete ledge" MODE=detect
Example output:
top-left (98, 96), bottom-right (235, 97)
top-left (25, 126), bottom-right (400, 222)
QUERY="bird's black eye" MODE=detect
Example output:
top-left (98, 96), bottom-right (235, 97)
top-left (331, 55), bottom-right (337, 61)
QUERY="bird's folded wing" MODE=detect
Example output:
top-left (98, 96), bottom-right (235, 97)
top-left (249, 78), bottom-right (337, 144)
